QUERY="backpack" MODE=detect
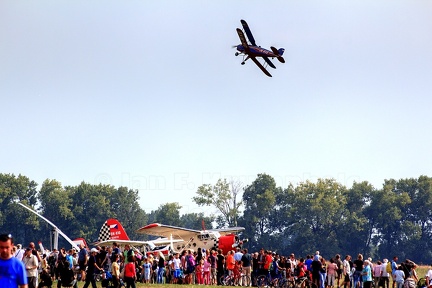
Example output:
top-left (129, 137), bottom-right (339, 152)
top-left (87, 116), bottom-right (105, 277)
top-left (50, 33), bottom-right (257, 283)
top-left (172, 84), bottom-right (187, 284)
top-left (186, 255), bottom-right (195, 273)
top-left (386, 262), bottom-right (392, 274)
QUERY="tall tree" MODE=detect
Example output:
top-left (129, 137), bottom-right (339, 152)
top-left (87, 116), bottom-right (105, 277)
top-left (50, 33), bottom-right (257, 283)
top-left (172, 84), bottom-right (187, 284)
top-left (193, 179), bottom-right (242, 227)
top-left (148, 202), bottom-right (182, 227)
top-left (369, 179), bottom-right (411, 259)
top-left (66, 182), bottom-right (115, 242)
top-left (0, 173), bottom-right (39, 244)
top-left (109, 186), bottom-right (147, 241)
top-left (241, 173), bottom-right (280, 251)
top-left (340, 181), bottom-right (375, 257)
top-left (284, 179), bottom-right (347, 256)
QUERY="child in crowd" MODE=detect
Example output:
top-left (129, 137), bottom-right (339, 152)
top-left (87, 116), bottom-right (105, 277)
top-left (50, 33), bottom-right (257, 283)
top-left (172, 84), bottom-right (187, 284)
top-left (196, 259), bottom-right (204, 284)
top-left (203, 256), bottom-right (211, 285)
top-left (142, 257), bottom-right (152, 284)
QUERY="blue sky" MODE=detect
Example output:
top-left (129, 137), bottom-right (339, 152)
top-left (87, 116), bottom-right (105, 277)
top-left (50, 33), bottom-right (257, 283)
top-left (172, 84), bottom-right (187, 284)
top-left (1, 1), bottom-right (431, 215)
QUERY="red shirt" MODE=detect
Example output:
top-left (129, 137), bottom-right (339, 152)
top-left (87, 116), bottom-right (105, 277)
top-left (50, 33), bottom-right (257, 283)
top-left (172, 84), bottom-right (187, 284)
top-left (298, 262), bottom-right (306, 277)
top-left (124, 262), bottom-right (136, 278)
top-left (264, 255), bottom-right (273, 270)
top-left (227, 254), bottom-right (235, 270)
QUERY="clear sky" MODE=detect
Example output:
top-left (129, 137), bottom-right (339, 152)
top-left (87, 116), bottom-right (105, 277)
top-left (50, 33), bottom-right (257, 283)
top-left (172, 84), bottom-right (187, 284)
top-left (1, 1), bottom-right (431, 216)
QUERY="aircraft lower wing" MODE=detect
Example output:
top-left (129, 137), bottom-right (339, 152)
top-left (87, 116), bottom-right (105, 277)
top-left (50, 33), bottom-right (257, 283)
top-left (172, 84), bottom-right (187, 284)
top-left (96, 239), bottom-right (151, 247)
top-left (251, 57), bottom-right (272, 77)
top-left (263, 56), bottom-right (276, 69)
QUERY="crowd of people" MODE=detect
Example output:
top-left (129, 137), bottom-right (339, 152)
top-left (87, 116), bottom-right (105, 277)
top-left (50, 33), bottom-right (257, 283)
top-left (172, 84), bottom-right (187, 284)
top-left (2, 233), bottom-right (432, 288)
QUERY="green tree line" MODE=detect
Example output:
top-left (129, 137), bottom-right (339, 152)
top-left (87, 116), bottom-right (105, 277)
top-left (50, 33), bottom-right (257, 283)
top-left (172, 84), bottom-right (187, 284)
top-left (1, 173), bottom-right (431, 263)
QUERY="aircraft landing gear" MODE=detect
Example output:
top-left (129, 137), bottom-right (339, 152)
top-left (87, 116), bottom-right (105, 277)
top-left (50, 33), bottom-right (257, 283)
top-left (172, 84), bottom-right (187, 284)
top-left (235, 52), bottom-right (239, 56)
top-left (241, 62), bottom-right (245, 65)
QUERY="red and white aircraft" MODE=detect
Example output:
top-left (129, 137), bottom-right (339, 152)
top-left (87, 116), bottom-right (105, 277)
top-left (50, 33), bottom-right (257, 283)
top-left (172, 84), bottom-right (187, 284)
top-left (96, 218), bottom-right (177, 258)
top-left (136, 223), bottom-right (247, 255)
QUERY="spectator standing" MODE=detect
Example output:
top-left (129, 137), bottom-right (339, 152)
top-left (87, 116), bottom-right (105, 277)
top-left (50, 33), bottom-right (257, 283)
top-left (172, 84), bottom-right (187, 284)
top-left (373, 260), bottom-right (382, 288)
top-left (77, 243), bottom-right (88, 281)
top-left (14, 244), bottom-right (25, 260)
top-left (425, 264), bottom-right (432, 288)
top-left (111, 254), bottom-right (120, 288)
top-left (327, 258), bottom-right (338, 288)
top-left (216, 249), bottom-right (225, 285)
top-left (22, 248), bottom-right (38, 288)
top-left (83, 248), bottom-right (103, 288)
top-left (0, 234), bottom-right (27, 288)
top-left (380, 259), bottom-right (390, 288)
top-left (391, 257), bottom-right (398, 288)
top-left (241, 248), bottom-right (252, 286)
top-left (124, 255), bottom-right (137, 288)
top-left (394, 266), bottom-right (405, 288)
top-left (362, 260), bottom-right (373, 288)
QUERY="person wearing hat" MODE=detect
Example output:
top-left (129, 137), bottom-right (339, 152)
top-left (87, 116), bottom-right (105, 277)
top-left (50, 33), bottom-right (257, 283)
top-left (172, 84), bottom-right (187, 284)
top-left (82, 248), bottom-right (103, 288)
top-left (14, 243), bottom-right (25, 260)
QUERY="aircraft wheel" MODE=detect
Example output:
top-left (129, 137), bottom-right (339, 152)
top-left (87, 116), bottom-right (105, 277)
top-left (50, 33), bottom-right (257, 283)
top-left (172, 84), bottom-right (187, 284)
top-left (235, 52), bottom-right (239, 56)
top-left (241, 62), bottom-right (245, 65)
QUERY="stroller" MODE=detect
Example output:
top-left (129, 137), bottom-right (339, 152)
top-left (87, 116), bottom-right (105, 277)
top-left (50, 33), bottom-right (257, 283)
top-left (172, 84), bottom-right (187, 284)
top-left (98, 270), bottom-right (114, 288)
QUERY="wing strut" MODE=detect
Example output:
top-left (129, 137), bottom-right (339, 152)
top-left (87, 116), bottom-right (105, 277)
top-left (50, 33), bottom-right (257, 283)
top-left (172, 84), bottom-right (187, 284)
top-left (251, 57), bottom-right (272, 77)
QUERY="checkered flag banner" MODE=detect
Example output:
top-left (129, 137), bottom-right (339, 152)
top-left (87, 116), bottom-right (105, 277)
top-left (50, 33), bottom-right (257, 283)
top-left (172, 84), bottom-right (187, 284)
top-left (98, 220), bottom-right (110, 242)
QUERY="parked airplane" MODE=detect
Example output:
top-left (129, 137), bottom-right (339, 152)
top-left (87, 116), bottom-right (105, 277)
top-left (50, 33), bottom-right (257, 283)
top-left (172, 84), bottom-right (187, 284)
top-left (136, 223), bottom-right (247, 255)
top-left (95, 218), bottom-right (178, 257)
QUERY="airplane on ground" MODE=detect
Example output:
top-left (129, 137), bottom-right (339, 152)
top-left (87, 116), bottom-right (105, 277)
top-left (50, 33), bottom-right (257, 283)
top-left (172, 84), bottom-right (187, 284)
top-left (136, 223), bottom-right (247, 255)
top-left (96, 218), bottom-right (179, 258)
top-left (234, 19), bottom-right (285, 77)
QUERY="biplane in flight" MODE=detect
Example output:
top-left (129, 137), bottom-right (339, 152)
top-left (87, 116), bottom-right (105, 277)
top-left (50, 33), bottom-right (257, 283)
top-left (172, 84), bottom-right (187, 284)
top-left (235, 19), bottom-right (285, 77)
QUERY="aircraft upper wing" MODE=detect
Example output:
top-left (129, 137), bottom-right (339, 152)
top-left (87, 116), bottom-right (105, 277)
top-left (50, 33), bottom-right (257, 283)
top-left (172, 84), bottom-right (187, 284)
top-left (136, 223), bottom-right (200, 240)
top-left (213, 227), bottom-right (245, 235)
top-left (251, 57), bottom-right (272, 77)
top-left (236, 28), bottom-right (250, 53)
top-left (263, 56), bottom-right (276, 69)
top-left (241, 19), bottom-right (256, 46)
top-left (137, 223), bottom-right (246, 239)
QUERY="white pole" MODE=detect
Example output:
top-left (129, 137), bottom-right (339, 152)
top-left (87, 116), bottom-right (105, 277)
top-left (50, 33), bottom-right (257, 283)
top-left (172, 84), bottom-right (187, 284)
top-left (17, 202), bottom-right (80, 251)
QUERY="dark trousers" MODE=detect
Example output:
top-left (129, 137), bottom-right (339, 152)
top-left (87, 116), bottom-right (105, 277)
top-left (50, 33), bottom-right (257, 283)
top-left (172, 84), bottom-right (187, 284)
top-left (82, 275), bottom-right (97, 288)
top-left (124, 276), bottom-right (136, 288)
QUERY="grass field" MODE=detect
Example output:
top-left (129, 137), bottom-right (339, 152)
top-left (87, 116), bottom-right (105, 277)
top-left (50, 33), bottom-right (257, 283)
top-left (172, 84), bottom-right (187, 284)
top-left (69, 266), bottom-right (431, 288)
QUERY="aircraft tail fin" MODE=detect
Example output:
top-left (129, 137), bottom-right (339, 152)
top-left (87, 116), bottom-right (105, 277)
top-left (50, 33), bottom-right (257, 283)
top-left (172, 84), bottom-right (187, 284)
top-left (73, 238), bottom-right (88, 248)
top-left (270, 46), bottom-right (285, 63)
top-left (98, 218), bottom-right (130, 242)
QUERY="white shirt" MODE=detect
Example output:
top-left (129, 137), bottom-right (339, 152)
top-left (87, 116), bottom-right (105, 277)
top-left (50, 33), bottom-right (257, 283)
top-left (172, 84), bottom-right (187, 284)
top-left (23, 254), bottom-right (39, 277)
top-left (425, 269), bottom-right (432, 281)
top-left (14, 249), bottom-right (25, 260)
top-left (381, 263), bottom-right (389, 277)
top-left (173, 258), bottom-right (181, 270)
top-left (343, 259), bottom-right (351, 275)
